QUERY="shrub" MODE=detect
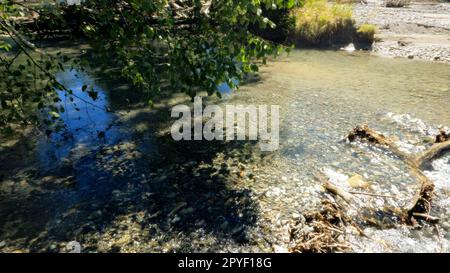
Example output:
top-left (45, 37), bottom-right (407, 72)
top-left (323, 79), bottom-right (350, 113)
top-left (335, 0), bottom-right (360, 3)
top-left (291, 0), bottom-right (354, 46)
top-left (250, 7), bottom-right (296, 43)
top-left (356, 24), bottom-right (377, 43)
top-left (385, 0), bottom-right (410, 7)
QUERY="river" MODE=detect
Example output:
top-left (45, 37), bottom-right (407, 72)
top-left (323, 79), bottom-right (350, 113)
top-left (0, 49), bottom-right (449, 253)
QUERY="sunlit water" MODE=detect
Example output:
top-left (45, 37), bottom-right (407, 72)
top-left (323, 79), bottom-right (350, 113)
top-left (232, 50), bottom-right (450, 252)
top-left (1, 49), bottom-right (449, 252)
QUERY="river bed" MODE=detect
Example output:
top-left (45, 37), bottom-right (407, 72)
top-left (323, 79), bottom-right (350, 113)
top-left (0, 49), bottom-right (449, 253)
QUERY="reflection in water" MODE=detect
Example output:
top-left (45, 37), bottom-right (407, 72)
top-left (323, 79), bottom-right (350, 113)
top-left (37, 70), bottom-right (121, 167)
top-left (55, 70), bottom-right (112, 142)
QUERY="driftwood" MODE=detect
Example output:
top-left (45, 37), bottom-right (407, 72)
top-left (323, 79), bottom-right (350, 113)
top-left (347, 124), bottom-right (450, 224)
top-left (317, 173), bottom-right (395, 202)
top-left (417, 140), bottom-right (450, 169)
top-left (323, 181), bottom-right (354, 204)
top-left (292, 125), bottom-right (446, 252)
top-left (315, 173), bottom-right (354, 204)
top-left (289, 200), bottom-right (353, 253)
top-left (348, 124), bottom-right (418, 167)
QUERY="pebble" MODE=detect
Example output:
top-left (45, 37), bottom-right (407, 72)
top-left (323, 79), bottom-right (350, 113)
top-left (347, 174), bottom-right (371, 189)
top-left (273, 245), bottom-right (289, 253)
top-left (292, 213), bottom-right (302, 220)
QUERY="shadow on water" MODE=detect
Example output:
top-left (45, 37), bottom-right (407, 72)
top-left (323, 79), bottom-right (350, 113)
top-left (0, 68), bottom-right (263, 252)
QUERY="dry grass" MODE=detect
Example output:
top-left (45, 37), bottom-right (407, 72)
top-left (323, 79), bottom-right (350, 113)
top-left (356, 23), bottom-right (377, 43)
top-left (291, 0), bottom-right (354, 45)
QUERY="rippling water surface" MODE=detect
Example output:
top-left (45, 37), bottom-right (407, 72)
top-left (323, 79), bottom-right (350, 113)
top-left (234, 50), bottom-right (450, 252)
top-left (1, 49), bottom-right (449, 253)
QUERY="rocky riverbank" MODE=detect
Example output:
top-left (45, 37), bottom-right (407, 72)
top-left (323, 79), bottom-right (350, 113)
top-left (353, 0), bottom-right (450, 64)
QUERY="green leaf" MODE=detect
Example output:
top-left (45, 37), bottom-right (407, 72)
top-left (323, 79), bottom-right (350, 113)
top-left (49, 111), bottom-right (60, 119)
top-left (88, 90), bottom-right (98, 101)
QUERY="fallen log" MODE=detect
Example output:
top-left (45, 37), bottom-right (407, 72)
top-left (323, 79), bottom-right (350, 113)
top-left (416, 140), bottom-right (450, 169)
top-left (347, 124), bottom-right (449, 224)
top-left (347, 124), bottom-right (418, 168)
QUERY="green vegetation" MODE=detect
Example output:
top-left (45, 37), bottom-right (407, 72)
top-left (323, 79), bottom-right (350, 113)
top-left (1, 0), bottom-right (297, 132)
top-left (356, 23), bottom-right (377, 44)
top-left (0, 0), bottom-right (379, 133)
top-left (0, 2), bottom-right (68, 133)
top-left (250, 7), bottom-right (296, 43)
top-left (291, 0), bottom-right (354, 46)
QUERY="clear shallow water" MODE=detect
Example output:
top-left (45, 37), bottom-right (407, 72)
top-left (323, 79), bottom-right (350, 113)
top-left (0, 49), bottom-right (449, 252)
top-left (229, 50), bottom-right (450, 252)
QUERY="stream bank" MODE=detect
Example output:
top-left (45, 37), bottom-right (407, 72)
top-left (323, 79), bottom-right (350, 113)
top-left (354, 0), bottom-right (450, 63)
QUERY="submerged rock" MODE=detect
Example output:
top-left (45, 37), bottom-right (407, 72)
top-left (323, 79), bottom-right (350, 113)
top-left (341, 43), bottom-right (356, 52)
top-left (347, 174), bottom-right (371, 189)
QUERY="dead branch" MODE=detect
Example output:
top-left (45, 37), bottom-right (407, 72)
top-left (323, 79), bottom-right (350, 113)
top-left (323, 181), bottom-right (354, 204)
top-left (315, 173), bottom-right (354, 204)
top-left (407, 168), bottom-right (435, 221)
top-left (348, 124), bottom-right (418, 167)
top-left (347, 124), bottom-right (449, 224)
top-left (412, 213), bottom-right (440, 224)
top-left (416, 140), bottom-right (450, 169)
top-left (348, 191), bottom-right (396, 199)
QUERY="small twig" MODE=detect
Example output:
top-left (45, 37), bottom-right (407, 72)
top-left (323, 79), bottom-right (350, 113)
top-left (303, 233), bottom-right (326, 246)
top-left (349, 191), bottom-right (396, 199)
top-left (325, 226), bottom-right (344, 234)
top-left (411, 213), bottom-right (440, 223)
top-left (69, 92), bottom-right (108, 112)
top-left (322, 180), bottom-right (354, 204)
top-left (434, 224), bottom-right (443, 253)
top-left (5, 49), bottom-right (22, 70)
